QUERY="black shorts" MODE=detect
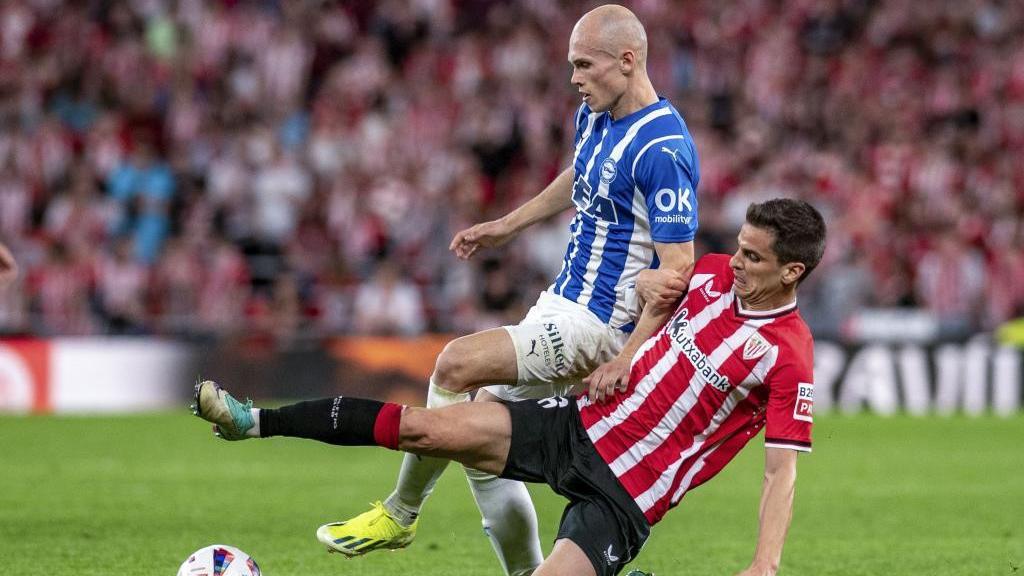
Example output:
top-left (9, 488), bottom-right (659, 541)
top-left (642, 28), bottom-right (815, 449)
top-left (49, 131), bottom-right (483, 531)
top-left (500, 397), bottom-right (651, 576)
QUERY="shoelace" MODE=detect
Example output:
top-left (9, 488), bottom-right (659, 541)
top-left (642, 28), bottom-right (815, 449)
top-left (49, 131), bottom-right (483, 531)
top-left (368, 503), bottom-right (386, 527)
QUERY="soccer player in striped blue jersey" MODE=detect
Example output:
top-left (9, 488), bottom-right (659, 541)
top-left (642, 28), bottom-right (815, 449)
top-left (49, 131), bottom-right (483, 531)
top-left (319, 6), bottom-right (699, 574)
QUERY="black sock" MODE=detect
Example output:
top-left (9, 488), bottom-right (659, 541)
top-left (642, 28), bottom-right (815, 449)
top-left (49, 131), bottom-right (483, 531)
top-left (259, 397), bottom-right (386, 446)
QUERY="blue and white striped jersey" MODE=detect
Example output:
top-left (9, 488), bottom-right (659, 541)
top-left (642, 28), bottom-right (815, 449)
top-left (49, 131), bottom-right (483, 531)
top-left (551, 97), bottom-right (699, 332)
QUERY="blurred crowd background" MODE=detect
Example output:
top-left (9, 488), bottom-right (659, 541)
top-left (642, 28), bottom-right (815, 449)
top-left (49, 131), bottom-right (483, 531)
top-left (0, 0), bottom-right (1022, 345)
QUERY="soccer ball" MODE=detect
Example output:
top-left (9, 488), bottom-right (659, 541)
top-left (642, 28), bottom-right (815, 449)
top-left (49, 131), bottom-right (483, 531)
top-left (177, 544), bottom-right (261, 576)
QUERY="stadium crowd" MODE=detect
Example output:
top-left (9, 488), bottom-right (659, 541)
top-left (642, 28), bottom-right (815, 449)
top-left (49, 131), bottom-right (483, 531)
top-left (0, 0), bottom-right (1021, 343)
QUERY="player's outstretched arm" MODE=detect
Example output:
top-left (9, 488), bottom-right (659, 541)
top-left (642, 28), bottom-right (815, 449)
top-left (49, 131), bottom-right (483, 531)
top-left (735, 447), bottom-right (798, 576)
top-left (584, 241), bottom-right (693, 402)
top-left (0, 242), bottom-right (17, 287)
top-left (450, 167), bottom-right (575, 260)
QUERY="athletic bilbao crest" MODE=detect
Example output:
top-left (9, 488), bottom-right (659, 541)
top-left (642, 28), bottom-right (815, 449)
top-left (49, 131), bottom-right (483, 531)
top-left (794, 382), bottom-right (814, 422)
top-left (743, 332), bottom-right (771, 360)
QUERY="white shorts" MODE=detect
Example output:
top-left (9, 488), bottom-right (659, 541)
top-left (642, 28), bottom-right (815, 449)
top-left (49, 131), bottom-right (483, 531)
top-left (483, 290), bottom-right (629, 402)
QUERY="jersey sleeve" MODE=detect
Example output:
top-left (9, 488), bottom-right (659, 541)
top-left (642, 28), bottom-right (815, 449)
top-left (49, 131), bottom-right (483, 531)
top-left (633, 137), bottom-right (699, 243)
top-left (763, 355), bottom-right (814, 453)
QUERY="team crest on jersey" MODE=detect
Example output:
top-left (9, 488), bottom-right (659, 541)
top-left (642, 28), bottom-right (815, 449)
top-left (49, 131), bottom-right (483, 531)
top-left (742, 332), bottom-right (771, 360)
top-left (600, 158), bottom-right (617, 184)
top-left (794, 382), bottom-right (814, 422)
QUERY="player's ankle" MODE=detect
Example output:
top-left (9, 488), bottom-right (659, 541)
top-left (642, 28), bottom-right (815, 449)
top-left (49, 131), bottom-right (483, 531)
top-left (383, 493), bottom-right (420, 527)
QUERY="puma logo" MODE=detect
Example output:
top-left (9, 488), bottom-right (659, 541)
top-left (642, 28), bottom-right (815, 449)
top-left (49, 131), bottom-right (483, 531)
top-left (660, 146), bottom-right (682, 164)
top-left (526, 339), bottom-right (539, 357)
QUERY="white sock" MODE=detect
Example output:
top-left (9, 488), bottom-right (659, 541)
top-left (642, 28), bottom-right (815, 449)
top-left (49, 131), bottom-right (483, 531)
top-left (247, 408), bottom-right (260, 437)
top-left (383, 379), bottom-right (470, 527)
top-left (465, 467), bottom-right (543, 576)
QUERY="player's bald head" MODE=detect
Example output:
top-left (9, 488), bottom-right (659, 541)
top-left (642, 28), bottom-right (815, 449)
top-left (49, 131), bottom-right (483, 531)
top-left (570, 4), bottom-right (648, 66)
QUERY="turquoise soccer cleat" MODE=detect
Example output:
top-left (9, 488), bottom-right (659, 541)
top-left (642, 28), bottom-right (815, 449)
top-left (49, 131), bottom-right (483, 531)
top-left (191, 380), bottom-right (255, 441)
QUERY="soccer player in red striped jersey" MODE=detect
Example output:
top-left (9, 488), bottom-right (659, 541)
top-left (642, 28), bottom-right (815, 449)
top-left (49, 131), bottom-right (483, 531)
top-left (193, 198), bottom-right (826, 576)
top-left (578, 235), bottom-right (816, 527)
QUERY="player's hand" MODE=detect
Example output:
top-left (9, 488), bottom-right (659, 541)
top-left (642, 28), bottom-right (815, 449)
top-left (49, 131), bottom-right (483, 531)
top-left (449, 219), bottom-right (517, 260)
top-left (0, 242), bottom-right (17, 287)
top-left (637, 269), bottom-right (686, 311)
top-left (583, 356), bottom-right (631, 404)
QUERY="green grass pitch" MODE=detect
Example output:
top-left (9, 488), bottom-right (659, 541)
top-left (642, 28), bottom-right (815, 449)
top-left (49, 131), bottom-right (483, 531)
top-left (1, 412), bottom-right (1021, 575)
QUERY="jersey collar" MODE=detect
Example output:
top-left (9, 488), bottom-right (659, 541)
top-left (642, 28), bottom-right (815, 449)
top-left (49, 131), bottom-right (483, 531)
top-left (733, 292), bottom-right (798, 319)
top-left (611, 97), bottom-right (668, 125)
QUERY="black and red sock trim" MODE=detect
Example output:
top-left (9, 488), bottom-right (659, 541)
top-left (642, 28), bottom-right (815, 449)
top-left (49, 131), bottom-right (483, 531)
top-left (260, 396), bottom-right (405, 449)
top-left (372, 402), bottom-right (403, 450)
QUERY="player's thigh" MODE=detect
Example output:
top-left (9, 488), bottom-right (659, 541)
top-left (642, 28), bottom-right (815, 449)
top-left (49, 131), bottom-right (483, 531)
top-left (434, 328), bottom-right (518, 391)
top-left (486, 307), bottom-right (626, 401)
top-left (534, 539), bottom-right (597, 576)
top-left (397, 402), bottom-right (511, 475)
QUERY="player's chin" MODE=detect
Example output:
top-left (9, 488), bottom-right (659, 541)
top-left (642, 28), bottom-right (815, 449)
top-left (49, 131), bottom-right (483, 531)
top-left (734, 284), bottom-right (752, 299)
top-left (584, 95), bottom-right (606, 112)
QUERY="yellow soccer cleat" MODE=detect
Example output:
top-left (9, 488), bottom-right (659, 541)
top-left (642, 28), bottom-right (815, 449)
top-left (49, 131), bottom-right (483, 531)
top-left (316, 501), bottom-right (418, 557)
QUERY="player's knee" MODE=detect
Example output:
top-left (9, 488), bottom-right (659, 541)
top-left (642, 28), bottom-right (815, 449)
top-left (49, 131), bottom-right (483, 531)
top-left (432, 338), bottom-right (477, 393)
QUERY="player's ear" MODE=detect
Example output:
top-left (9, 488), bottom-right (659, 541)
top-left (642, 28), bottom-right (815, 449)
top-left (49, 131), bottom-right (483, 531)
top-left (619, 50), bottom-right (635, 74)
top-left (781, 262), bottom-right (806, 287)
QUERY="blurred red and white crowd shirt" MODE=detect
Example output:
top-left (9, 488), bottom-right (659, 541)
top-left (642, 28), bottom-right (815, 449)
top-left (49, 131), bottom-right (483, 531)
top-left (0, 0), bottom-right (1020, 343)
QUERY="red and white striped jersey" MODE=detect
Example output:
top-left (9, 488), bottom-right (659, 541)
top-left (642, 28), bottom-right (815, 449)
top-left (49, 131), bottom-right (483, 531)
top-left (578, 254), bottom-right (815, 525)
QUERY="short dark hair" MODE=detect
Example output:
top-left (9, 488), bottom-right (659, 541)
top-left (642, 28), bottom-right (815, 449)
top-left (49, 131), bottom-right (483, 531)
top-left (745, 198), bottom-right (827, 283)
